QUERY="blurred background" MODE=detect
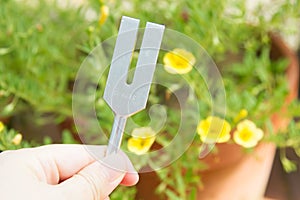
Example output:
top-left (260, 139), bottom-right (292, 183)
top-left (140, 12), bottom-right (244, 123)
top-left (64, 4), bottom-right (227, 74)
top-left (0, 0), bottom-right (300, 199)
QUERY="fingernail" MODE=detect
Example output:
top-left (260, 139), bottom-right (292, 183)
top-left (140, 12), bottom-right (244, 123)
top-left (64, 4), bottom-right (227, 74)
top-left (126, 157), bottom-right (139, 182)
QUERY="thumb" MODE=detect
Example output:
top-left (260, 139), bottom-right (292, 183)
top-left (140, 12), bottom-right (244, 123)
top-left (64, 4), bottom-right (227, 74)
top-left (57, 152), bottom-right (127, 200)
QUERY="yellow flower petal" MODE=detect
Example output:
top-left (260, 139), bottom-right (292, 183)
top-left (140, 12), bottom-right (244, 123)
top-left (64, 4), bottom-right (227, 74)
top-left (163, 48), bottom-right (195, 74)
top-left (127, 127), bottom-right (156, 155)
top-left (0, 121), bottom-right (4, 132)
top-left (12, 133), bottom-right (22, 145)
top-left (233, 109), bottom-right (248, 123)
top-left (233, 120), bottom-right (263, 148)
top-left (98, 5), bottom-right (109, 25)
top-left (197, 116), bottom-right (231, 144)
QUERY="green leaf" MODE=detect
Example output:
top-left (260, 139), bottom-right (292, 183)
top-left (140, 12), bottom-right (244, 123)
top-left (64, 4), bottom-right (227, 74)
top-left (62, 130), bottom-right (78, 144)
top-left (0, 47), bottom-right (13, 55)
top-left (0, 144), bottom-right (6, 151)
top-left (188, 187), bottom-right (197, 200)
top-left (165, 189), bottom-right (180, 200)
top-left (156, 182), bottom-right (167, 194)
top-left (43, 136), bottom-right (53, 145)
top-left (295, 148), bottom-right (300, 158)
top-left (176, 171), bottom-right (185, 197)
top-left (281, 157), bottom-right (297, 173)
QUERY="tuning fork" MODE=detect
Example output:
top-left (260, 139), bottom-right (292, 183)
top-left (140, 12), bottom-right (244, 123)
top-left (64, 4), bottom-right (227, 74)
top-left (103, 16), bottom-right (165, 155)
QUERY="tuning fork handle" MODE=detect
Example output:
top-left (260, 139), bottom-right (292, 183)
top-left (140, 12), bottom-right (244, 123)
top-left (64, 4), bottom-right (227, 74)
top-left (106, 115), bottom-right (127, 155)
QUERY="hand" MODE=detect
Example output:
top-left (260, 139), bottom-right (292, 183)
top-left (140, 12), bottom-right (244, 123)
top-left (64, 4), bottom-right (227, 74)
top-left (0, 144), bottom-right (139, 200)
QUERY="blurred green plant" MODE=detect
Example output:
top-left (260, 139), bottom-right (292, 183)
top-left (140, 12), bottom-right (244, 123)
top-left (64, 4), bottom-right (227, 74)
top-left (0, 121), bottom-right (35, 150)
top-left (0, 0), bottom-right (300, 199)
top-left (267, 101), bottom-right (300, 172)
top-left (0, 0), bottom-right (90, 118)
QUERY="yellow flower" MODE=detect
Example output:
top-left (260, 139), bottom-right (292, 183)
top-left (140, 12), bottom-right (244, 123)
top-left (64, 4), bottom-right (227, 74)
top-left (127, 127), bottom-right (156, 155)
top-left (0, 121), bottom-right (4, 132)
top-left (12, 133), bottom-right (22, 145)
top-left (233, 109), bottom-right (248, 123)
top-left (98, 5), bottom-right (109, 25)
top-left (197, 116), bottom-right (231, 144)
top-left (163, 48), bottom-right (195, 74)
top-left (233, 120), bottom-right (263, 148)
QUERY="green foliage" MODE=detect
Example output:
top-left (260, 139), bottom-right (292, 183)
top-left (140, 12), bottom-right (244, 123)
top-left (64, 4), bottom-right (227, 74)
top-left (62, 130), bottom-right (79, 144)
top-left (0, 0), bottom-right (90, 118)
top-left (155, 143), bottom-right (207, 199)
top-left (281, 156), bottom-right (297, 173)
top-left (0, 123), bottom-right (31, 150)
top-left (110, 186), bottom-right (137, 200)
top-left (224, 47), bottom-right (289, 123)
top-left (268, 115), bottom-right (300, 172)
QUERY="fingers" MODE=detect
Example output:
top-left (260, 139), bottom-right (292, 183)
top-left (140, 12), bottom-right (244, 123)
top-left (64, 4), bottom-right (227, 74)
top-left (34, 144), bottom-right (106, 182)
top-left (56, 152), bottom-right (135, 200)
top-left (33, 144), bottom-right (138, 199)
top-left (0, 144), bottom-right (139, 200)
top-left (34, 144), bottom-right (139, 186)
top-left (2, 144), bottom-right (139, 185)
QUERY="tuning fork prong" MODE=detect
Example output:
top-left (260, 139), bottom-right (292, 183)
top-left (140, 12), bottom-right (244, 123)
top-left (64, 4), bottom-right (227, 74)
top-left (103, 16), bottom-right (164, 155)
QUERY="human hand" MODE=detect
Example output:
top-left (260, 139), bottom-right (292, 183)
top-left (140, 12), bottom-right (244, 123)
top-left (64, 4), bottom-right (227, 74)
top-left (0, 144), bottom-right (139, 200)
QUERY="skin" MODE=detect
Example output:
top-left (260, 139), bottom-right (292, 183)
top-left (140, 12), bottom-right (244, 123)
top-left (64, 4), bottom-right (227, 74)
top-left (0, 144), bottom-right (139, 200)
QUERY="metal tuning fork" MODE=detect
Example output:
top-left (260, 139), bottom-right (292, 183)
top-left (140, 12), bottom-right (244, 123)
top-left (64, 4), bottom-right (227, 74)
top-left (103, 16), bottom-right (165, 155)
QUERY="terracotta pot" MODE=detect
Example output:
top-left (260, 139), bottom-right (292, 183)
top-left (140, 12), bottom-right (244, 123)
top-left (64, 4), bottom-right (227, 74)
top-left (135, 34), bottom-right (299, 200)
top-left (199, 141), bottom-right (244, 172)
